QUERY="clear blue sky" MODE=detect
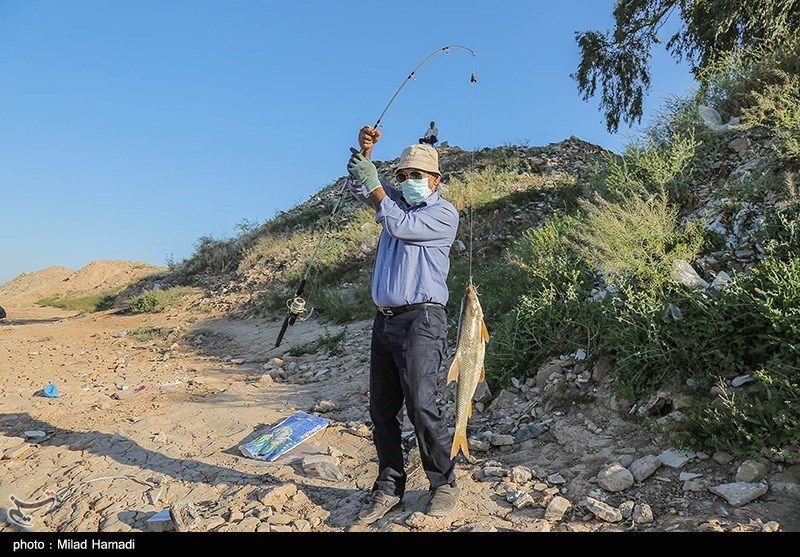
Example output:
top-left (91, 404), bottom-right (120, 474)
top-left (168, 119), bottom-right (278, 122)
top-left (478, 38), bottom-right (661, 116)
top-left (0, 1), bottom-right (697, 286)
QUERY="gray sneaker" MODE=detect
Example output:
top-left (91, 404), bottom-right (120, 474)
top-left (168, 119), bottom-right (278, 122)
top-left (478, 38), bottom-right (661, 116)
top-left (357, 491), bottom-right (402, 524)
top-left (426, 484), bottom-right (460, 517)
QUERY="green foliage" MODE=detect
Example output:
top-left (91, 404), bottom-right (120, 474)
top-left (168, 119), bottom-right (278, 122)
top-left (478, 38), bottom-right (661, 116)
top-left (574, 0), bottom-right (800, 132)
top-left (287, 328), bottom-right (346, 357)
top-left (698, 33), bottom-right (800, 122)
top-left (760, 204), bottom-right (800, 260)
top-left (486, 271), bottom-right (609, 394)
top-left (604, 282), bottom-right (764, 399)
top-left (130, 326), bottom-right (174, 342)
top-left (719, 169), bottom-right (787, 204)
top-left (677, 364), bottom-right (800, 458)
top-left (487, 217), bottom-right (603, 392)
top-left (507, 213), bottom-right (588, 295)
top-left (490, 124), bottom-right (800, 454)
top-left (129, 286), bottom-right (195, 314)
top-left (696, 35), bottom-right (800, 167)
top-left (744, 69), bottom-right (800, 166)
top-left (601, 127), bottom-right (699, 205)
top-left (608, 250), bottom-right (800, 453)
top-left (310, 284), bottom-right (374, 324)
top-left (37, 292), bottom-right (117, 312)
top-left (574, 190), bottom-right (706, 295)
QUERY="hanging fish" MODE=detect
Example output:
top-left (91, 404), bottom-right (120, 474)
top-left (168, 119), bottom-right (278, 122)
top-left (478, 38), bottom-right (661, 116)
top-left (447, 283), bottom-right (489, 460)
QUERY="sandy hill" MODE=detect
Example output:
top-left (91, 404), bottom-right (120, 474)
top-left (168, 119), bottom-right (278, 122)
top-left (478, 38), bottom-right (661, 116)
top-left (0, 260), bottom-right (167, 305)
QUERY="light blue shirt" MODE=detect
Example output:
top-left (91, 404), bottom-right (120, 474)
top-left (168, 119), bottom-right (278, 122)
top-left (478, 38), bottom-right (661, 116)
top-left (347, 176), bottom-right (459, 308)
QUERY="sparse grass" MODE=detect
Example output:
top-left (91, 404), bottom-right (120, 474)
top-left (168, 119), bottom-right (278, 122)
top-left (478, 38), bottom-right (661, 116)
top-left (130, 326), bottom-right (174, 342)
top-left (37, 292), bottom-right (117, 312)
top-left (287, 328), bottom-right (346, 357)
top-left (129, 286), bottom-right (196, 314)
top-left (444, 168), bottom-right (548, 212)
top-left (265, 198), bottom-right (337, 234)
top-left (238, 229), bottom-right (315, 277)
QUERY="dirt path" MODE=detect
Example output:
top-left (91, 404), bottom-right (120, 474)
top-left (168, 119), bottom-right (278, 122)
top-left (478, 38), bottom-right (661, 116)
top-left (1, 302), bottom-right (798, 534)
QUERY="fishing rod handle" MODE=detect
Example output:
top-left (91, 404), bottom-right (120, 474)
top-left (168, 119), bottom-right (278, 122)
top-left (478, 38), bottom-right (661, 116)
top-left (275, 317), bottom-right (290, 348)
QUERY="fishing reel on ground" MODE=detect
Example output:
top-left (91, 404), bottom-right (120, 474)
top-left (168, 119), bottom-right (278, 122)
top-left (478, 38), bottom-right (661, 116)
top-left (274, 292), bottom-right (314, 348)
top-left (285, 295), bottom-right (313, 325)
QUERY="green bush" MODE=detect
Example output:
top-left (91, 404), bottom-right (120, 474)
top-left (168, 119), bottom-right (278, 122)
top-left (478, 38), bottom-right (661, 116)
top-left (487, 217), bottom-right (603, 391)
top-left (601, 128), bottom-right (699, 205)
top-left (744, 68), bottom-right (800, 166)
top-left (698, 34), bottom-right (800, 124)
top-left (672, 258), bottom-right (800, 456)
top-left (486, 279), bottom-right (611, 393)
top-left (129, 286), bottom-right (195, 314)
top-left (37, 292), bottom-right (117, 312)
top-left (574, 189), bottom-right (705, 297)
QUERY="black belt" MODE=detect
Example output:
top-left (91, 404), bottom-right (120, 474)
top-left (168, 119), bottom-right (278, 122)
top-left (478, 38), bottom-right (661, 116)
top-left (377, 302), bottom-right (445, 317)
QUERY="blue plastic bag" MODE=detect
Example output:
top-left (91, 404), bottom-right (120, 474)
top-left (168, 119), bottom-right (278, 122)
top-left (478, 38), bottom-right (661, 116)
top-left (43, 383), bottom-right (60, 398)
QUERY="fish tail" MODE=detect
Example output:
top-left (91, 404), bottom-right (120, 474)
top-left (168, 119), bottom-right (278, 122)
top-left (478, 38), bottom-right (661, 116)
top-left (450, 428), bottom-right (470, 460)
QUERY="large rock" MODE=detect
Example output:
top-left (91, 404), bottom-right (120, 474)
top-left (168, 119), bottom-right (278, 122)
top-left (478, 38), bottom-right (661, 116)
top-left (735, 459), bottom-right (770, 483)
top-left (581, 497), bottom-right (622, 523)
top-left (544, 496), bottom-right (572, 522)
top-left (709, 482), bottom-right (769, 506)
top-left (629, 454), bottom-right (662, 482)
top-left (596, 463), bottom-right (634, 492)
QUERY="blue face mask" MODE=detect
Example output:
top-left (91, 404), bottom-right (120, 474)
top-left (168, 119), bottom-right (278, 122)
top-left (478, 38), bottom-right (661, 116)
top-left (401, 178), bottom-right (432, 205)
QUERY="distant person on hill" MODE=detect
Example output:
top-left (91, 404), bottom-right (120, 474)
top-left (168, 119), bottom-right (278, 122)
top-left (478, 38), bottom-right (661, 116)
top-left (419, 121), bottom-right (439, 146)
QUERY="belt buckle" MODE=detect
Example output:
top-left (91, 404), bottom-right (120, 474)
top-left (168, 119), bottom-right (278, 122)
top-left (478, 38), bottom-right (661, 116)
top-left (380, 307), bottom-right (393, 316)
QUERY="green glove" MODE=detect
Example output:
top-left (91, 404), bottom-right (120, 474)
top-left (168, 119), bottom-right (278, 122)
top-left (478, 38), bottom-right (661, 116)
top-left (347, 149), bottom-right (381, 193)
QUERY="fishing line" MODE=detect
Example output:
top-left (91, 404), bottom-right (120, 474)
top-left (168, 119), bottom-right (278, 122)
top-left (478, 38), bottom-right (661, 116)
top-left (275, 45), bottom-right (477, 348)
top-left (468, 54), bottom-right (477, 288)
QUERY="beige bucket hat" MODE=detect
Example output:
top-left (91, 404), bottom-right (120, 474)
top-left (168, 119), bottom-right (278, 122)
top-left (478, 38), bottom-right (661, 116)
top-left (396, 144), bottom-right (440, 176)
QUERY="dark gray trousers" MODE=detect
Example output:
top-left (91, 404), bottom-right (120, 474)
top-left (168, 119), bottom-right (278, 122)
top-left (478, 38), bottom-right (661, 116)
top-left (369, 305), bottom-right (456, 498)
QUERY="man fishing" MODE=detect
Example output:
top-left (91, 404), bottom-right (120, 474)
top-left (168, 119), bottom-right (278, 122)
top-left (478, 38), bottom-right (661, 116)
top-left (346, 125), bottom-right (460, 524)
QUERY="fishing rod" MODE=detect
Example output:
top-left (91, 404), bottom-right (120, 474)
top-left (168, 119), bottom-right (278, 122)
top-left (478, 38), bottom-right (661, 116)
top-left (275, 45), bottom-right (477, 348)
